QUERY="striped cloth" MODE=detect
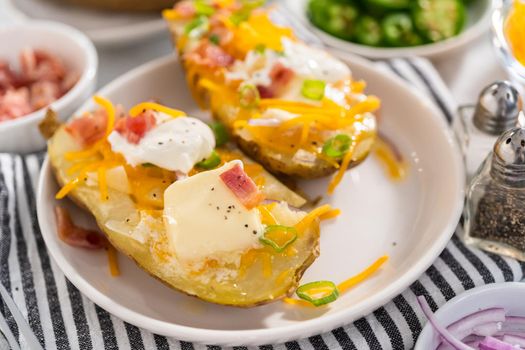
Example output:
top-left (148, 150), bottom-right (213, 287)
top-left (0, 57), bottom-right (524, 350)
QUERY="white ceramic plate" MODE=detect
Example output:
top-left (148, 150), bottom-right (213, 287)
top-left (415, 283), bottom-right (525, 349)
top-left (37, 54), bottom-right (464, 346)
top-left (284, 0), bottom-right (492, 60)
top-left (1, 0), bottom-right (166, 47)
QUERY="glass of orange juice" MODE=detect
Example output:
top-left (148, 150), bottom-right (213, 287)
top-left (493, 0), bottom-right (525, 93)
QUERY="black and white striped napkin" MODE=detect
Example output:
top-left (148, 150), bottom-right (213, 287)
top-left (0, 57), bottom-right (524, 350)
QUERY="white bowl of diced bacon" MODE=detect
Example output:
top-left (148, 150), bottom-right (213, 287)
top-left (0, 21), bottom-right (97, 153)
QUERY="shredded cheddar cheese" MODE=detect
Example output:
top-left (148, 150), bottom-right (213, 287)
top-left (128, 102), bottom-right (186, 118)
top-left (107, 245), bottom-right (120, 277)
top-left (93, 95), bottom-right (116, 137)
top-left (338, 256), bottom-right (388, 293)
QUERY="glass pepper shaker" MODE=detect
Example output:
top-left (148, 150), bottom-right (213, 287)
top-left (454, 81), bottom-right (523, 180)
top-left (463, 127), bottom-right (525, 261)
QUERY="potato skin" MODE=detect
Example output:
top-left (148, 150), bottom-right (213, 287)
top-left (48, 127), bottom-right (321, 307)
top-left (174, 50), bottom-right (377, 179)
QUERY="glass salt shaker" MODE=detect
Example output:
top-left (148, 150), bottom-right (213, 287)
top-left (454, 81), bottom-right (523, 180)
top-left (463, 127), bottom-right (525, 261)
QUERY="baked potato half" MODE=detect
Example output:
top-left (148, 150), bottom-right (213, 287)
top-left (46, 102), bottom-right (333, 306)
top-left (164, 0), bottom-right (379, 186)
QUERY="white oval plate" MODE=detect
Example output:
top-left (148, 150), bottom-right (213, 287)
top-left (37, 54), bottom-right (464, 346)
top-left (415, 283), bottom-right (525, 349)
top-left (2, 0), bottom-right (166, 47)
top-left (284, 0), bottom-right (491, 60)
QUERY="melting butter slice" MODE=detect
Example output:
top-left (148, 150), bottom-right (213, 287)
top-left (163, 160), bottom-right (264, 264)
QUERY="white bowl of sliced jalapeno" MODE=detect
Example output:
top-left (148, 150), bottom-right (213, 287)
top-left (285, 0), bottom-right (492, 59)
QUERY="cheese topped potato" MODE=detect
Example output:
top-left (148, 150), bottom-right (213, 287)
top-left (164, 0), bottom-right (380, 192)
top-left (47, 98), bottom-right (338, 306)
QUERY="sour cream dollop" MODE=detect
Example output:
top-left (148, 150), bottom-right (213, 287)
top-left (225, 37), bottom-right (351, 88)
top-left (108, 113), bottom-right (215, 174)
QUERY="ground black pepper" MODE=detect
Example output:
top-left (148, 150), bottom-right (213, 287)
top-left (470, 183), bottom-right (525, 252)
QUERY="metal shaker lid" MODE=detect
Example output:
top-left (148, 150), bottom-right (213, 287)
top-left (473, 81), bottom-right (522, 135)
top-left (491, 127), bottom-right (525, 186)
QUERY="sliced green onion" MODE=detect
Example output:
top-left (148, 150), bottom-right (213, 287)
top-left (239, 84), bottom-right (260, 109)
top-left (254, 44), bottom-right (266, 54)
top-left (230, 0), bottom-right (265, 26)
top-left (210, 121), bottom-right (229, 147)
top-left (259, 225), bottom-right (298, 252)
top-left (141, 163), bottom-right (156, 168)
top-left (296, 281), bottom-right (339, 307)
top-left (209, 34), bottom-right (220, 45)
top-left (184, 16), bottom-right (209, 37)
top-left (322, 134), bottom-right (352, 159)
top-left (301, 79), bottom-right (326, 100)
top-left (195, 1), bottom-right (215, 16)
top-left (230, 10), bottom-right (250, 26)
top-left (196, 150), bottom-right (221, 169)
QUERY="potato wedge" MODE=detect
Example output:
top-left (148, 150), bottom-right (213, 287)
top-left (49, 126), bottom-right (321, 306)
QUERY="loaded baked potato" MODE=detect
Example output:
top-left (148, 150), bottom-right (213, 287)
top-left (46, 98), bottom-right (337, 306)
top-left (164, 0), bottom-right (379, 191)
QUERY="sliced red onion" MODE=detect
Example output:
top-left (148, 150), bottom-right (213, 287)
top-left (502, 334), bottom-right (525, 347)
top-left (501, 317), bottom-right (525, 334)
top-left (417, 296), bottom-right (474, 350)
top-left (447, 309), bottom-right (506, 340)
top-left (478, 336), bottom-right (518, 350)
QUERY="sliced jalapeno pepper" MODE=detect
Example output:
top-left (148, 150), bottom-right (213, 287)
top-left (382, 13), bottom-right (422, 47)
top-left (412, 0), bottom-right (466, 43)
top-left (355, 16), bottom-right (383, 47)
top-left (308, 0), bottom-right (359, 41)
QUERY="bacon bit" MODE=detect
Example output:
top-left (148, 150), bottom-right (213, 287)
top-left (0, 88), bottom-right (32, 122)
top-left (54, 206), bottom-right (108, 249)
top-left (186, 41), bottom-right (234, 68)
top-left (30, 81), bottom-right (61, 110)
top-left (220, 163), bottom-right (264, 209)
top-left (256, 63), bottom-right (294, 98)
top-left (20, 48), bottom-right (66, 83)
top-left (65, 109), bottom-right (108, 147)
top-left (172, 0), bottom-right (196, 18)
top-left (0, 48), bottom-right (77, 123)
top-left (114, 110), bottom-right (157, 144)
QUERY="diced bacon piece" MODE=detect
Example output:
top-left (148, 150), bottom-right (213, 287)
top-left (54, 207), bottom-right (108, 249)
top-left (0, 61), bottom-right (17, 92)
top-left (65, 108), bottom-right (108, 146)
top-left (0, 88), bottom-right (32, 122)
top-left (209, 20), bottom-right (233, 46)
top-left (256, 85), bottom-right (274, 99)
top-left (220, 163), bottom-right (264, 209)
top-left (20, 48), bottom-right (66, 83)
top-left (173, 0), bottom-right (196, 18)
top-left (186, 41), bottom-right (234, 68)
top-left (256, 63), bottom-right (295, 98)
top-left (114, 110), bottom-right (157, 144)
top-left (30, 81), bottom-right (61, 110)
top-left (60, 71), bottom-right (79, 93)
